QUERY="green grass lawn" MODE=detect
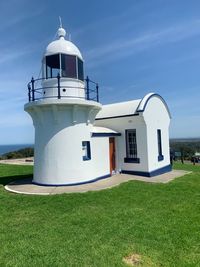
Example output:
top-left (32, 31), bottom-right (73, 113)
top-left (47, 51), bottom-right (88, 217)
top-left (0, 162), bottom-right (199, 267)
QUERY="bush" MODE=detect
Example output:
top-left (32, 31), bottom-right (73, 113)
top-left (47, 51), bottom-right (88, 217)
top-left (2, 147), bottom-right (34, 159)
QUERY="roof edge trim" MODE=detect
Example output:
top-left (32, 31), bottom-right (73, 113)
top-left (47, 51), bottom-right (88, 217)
top-left (91, 132), bottom-right (121, 137)
top-left (95, 113), bottom-right (139, 121)
top-left (136, 93), bottom-right (171, 118)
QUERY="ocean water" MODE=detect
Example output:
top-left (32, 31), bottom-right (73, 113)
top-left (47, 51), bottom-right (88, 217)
top-left (0, 144), bottom-right (34, 155)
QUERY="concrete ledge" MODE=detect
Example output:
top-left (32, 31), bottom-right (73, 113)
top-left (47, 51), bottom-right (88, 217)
top-left (4, 170), bottom-right (190, 195)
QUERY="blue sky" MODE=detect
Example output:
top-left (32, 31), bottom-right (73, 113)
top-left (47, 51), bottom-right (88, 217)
top-left (1, 0), bottom-right (200, 144)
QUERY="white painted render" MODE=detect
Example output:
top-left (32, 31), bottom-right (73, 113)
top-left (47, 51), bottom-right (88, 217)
top-left (91, 137), bottom-right (110, 178)
top-left (25, 99), bottom-right (111, 185)
top-left (142, 96), bottom-right (170, 172)
top-left (95, 114), bottom-right (149, 172)
top-left (41, 79), bottom-right (85, 99)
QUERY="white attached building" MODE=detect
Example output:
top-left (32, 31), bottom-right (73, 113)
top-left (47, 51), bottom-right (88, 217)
top-left (24, 25), bottom-right (171, 186)
top-left (95, 94), bottom-right (171, 177)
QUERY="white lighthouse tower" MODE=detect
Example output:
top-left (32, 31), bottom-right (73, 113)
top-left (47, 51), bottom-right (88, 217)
top-left (24, 23), bottom-right (172, 187)
top-left (25, 25), bottom-right (102, 185)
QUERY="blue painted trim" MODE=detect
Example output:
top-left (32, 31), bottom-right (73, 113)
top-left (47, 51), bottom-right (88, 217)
top-left (136, 93), bottom-right (171, 118)
top-left (121, 164), bottom-right (172, 177)
top-left (91, 132), bottom-right (121, 137)
top-left (158, 155), bottom-right (164, 161)
top-left (83, 156), bottom-right (90, 161)
top-left (124, 157), bottom-right (140, 163)
top-left (82, 141), bottom-right (91, 161)
top-left (95, 113), bottom-right (139, 121)
top-left (32, 174), bottom-right (111, 187)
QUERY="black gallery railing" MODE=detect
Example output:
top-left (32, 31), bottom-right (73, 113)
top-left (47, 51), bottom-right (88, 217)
top-left (27, 75), bottom-right (99, 102)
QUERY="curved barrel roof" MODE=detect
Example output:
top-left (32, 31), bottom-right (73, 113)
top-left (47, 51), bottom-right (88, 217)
top-left (95, 93), bottom-right (171, 120)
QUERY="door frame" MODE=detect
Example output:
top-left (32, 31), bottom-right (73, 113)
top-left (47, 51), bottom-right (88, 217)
top-left (109, 137), bottom-right (116, 175)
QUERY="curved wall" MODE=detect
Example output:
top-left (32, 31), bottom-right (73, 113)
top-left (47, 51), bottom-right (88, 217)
top-left (25, 100), bottom-right (110, 185)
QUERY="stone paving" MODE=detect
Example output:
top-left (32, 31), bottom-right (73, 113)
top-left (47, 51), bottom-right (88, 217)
top-left (5, 170), bottom-right (189, 195)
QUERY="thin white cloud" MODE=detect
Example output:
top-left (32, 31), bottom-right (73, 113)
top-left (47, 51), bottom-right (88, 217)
top-left (85, 19), bottom-right (200, 67)
top-left (0, 43), bottom-right (40, 65)
top-left (0, 7), bottom-right (44, 33)
top-left (0, 96), bottom-right (27, 107)
top-left (0, 51), bottom-right (27, 65)
top-left (0, 111), bottom-right (31, 128)
top-left (0, 80), bottom-right (24, 89)
top-left (73, 8), bottom-right (135, 39)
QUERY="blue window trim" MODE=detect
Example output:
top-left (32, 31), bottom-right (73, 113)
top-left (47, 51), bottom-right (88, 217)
top-left (82, 141), bottom-right (91, 161)
top-left (124, 157), bottom-right (140, 163)
top-left (124, 129), bottom-right (140, 164)
top-left (157, 129), bottom-right (164, 162)
top-left (91, 132), bottom-right (121, 137)
top-left (136, 93), bottom-right (171, 118)
top-left (32, 174), bottom-right (111, 187)
top-left (158, 155), bottom-right (164, 161)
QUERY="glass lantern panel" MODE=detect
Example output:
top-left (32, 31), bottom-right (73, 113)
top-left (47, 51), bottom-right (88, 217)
top-left (46, 54), bottom-right (60, 78)
top-left (78, 58), bottom-right (84, 81)
top-left (61, 54), bottom-right (77, 78)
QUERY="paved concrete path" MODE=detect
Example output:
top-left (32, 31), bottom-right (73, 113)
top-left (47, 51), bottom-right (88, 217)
top-left (5, 170), bottom-right (189, 195)
top-left (0, 157), bottom-right (34, 165)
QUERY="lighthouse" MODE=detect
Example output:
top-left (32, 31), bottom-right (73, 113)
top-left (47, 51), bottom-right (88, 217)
top-left (25, 25), bottom-right (103, 185)
top-left (25, 23), bottom-right (171, 186)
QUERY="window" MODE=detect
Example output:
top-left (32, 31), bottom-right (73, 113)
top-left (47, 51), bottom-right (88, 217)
top-left (82, 141), bottom-right (91, 161)
top-left (61, 54), bottom-right (77, 78)
top-left (45, 54), bottom-right (84, 81)
top-left (124, 129), bottom-right (140, 163)
top-left (46, 54), bottom-right (60, 78)
top-left (78, 58), bottom-right (84, 81)
top-left (157, 129), bottom-right (164, 161)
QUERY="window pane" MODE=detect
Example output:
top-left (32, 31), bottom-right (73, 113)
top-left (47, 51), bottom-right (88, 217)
top-left (47, 66), bottom-right (52, 79)
top-left (157, 129), bottom-right (162, 156)
top-left (126, 129), bottom-right (137, 158)
top-left (78, 58), bottom-right (84, 81)
top-left (46, 54), bottom-right (60, 78)
top-left (61, 54), bottom-right (77, 78)
top-left (82, 141), bottom-right (91, 161)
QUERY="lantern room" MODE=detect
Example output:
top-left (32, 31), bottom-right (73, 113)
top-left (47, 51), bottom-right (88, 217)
top-left (27, 26), bottom-right (99, 102)
top-left (42, 27), bottom-right (84, 81)
top-left (40, 26), bottom-right (85, 99)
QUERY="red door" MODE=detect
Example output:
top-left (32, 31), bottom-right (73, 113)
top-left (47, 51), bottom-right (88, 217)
top-left (109, 138), bottom-right (116, 174)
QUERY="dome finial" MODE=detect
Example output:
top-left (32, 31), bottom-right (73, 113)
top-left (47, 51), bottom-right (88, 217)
top-left (57, 16), bottom-right (66, 39)
top-left (59, 16), bottom-right (63, 28)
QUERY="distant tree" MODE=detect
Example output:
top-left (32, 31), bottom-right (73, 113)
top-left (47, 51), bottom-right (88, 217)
top-left (170, 141), bottom-right (196, 162)
top-left (2, 147), bottom-right (34, 159)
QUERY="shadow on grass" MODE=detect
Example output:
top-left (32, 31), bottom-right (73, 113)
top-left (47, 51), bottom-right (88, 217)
top-left (0, 174), bottom-right (33, 186)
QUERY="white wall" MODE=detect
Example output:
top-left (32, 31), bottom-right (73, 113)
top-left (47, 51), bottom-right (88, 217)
top-left (91, 137), bottom-right (110, 178)
top-left (95, 95), bottom-right (171, 175)
top-left (25, 99), bottom-right (110, 185)
top-left (41, 79), bottom-right (85, 99)
top-left (95, 115), bottom-right (149, 173)
top-left (143, 97), bottom-right (170, 172)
